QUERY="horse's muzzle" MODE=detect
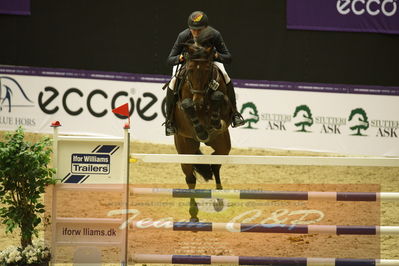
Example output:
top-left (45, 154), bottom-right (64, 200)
top-left (193, 95), bottom-right (204, 110)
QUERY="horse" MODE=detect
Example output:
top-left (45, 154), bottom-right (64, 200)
top-left (172, 42), bottom-right (233, 222)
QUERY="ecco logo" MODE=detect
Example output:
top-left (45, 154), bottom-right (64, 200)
top-left (38, 87), bottom-right (160, 121)
top-left (337, 0), bottom-right (397, 16)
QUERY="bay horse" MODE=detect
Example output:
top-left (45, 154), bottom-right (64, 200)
top-left (172, 42), bottom-right (233, 222)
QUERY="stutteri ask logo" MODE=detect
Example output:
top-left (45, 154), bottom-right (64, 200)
top-left (293, 105), bottom-right (313, 132)
top-left (0, 76), bottom-right (34, 112)
top-left (240, 102), bottom-right (259, 129)
top-left (348, 108), bottom-right (369, 136)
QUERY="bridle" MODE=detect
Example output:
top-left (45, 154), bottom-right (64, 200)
top-left (185, 57), bottom-right (215, 95)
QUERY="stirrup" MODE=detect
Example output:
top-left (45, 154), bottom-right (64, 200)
top-left (165, 121), bottom-right (176, 136)
top-left (232, 112), bottom-right (245, 128)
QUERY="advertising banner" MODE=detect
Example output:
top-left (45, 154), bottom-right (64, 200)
top-left (57, 139), bottom-right (124, 184)
top-left (0, 0), bottom-right (30, 15)
top-left (1, 65), bottom-right (398, 156)
top-left (287, 0), bottom-right (399, 34)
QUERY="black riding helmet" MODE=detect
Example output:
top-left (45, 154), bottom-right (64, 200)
top-left (187, 11), bottom-right (208, 29)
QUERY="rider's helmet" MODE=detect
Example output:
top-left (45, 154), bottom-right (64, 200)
top-left (187, 11), bottom-right (208, 30)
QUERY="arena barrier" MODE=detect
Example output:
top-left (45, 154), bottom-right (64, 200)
top-left (129, 153), bottom-right (399, 265)
top-left (132, 254), bottom-right (399, 265)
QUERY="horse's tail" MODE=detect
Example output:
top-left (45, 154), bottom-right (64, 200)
top-left (193, 150), bottom-right (213, 181)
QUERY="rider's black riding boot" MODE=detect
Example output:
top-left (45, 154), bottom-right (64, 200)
top-left (165, 88), bottom-right (177, 136)
top-left (226, 82), bottom-right (245, 127)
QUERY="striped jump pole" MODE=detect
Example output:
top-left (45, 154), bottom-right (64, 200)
top-left (131, 221), bottom-right (399, 235)
top-left (130, 188), bottom-right (399, 201)
top-left (132, 254), bottom-right (399, 265)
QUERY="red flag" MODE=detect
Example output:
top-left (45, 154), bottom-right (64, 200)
top-left (112, 103), bottom-right (129, 117)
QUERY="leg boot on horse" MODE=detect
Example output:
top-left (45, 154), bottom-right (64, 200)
top-left (226, 82), bottom-right (245, 127)
top-left (181, 98), bottom-right (209, 142)
top-left (210, 90), bottom-right (225, 130)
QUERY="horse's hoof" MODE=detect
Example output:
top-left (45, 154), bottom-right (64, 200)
top-left (212, 120), bottom-right (227, 132)
top-left (213, 198), bottom-right (224, 212)
top-left (211, 120), bottom-right (222, 130)
top-left (197, 133), bottom-right (209, 143)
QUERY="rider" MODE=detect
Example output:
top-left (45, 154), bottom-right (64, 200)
top-left (164, 10), bottom-right (245, 136)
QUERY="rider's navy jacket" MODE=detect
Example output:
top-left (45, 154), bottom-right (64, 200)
top-left (167, 27), bottom-right (232, 66)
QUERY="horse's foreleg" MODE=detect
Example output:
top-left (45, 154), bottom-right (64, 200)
top-left (210, 91), bottom-right (224, 129)
top-left (181, 98), bottom-right (209, 142)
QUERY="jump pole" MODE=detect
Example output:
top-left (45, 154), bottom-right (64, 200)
top-left (130, 188), bottom-right (399, 201)
top-left (130, 221), bottom-right (399, 235)
top-left (130, 153), bottom-right (399, 167)
top-left (132, 254), bottom-right (399, 265)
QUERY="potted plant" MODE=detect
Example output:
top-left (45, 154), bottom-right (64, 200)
top-left (0, 127), bottom-right (56, 265)
top-left (0, 240), bottom-right (51, 266)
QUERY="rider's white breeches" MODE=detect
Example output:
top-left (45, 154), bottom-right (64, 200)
top-left (168, 62), bottom-right (231, 90)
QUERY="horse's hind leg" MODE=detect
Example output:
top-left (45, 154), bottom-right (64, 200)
top-left (181, 165), bottom-right (199, 222)
top-left (185, 173), bottom-right (199, 222)
top-left (209, 131), bottom-right (231, 191)
top-left (180, 162), bottom-right (200, 222)
top-left (175, 135), bottom-right (201, 222)
top-left (211, 164), bottom-right (223, 190)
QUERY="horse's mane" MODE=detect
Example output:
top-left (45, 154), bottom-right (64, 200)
top-left (195, 26), bottom-right (216, 47)
top-left (186, 45), bottom-right (211, 60)
top-left (183, 26), bottom-right (217, 60)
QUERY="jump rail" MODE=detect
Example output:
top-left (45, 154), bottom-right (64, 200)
top-left (131, 221), bottom-right (399, 235)
top-left (130, 153), bottom-right (399, 167)
top-left (130, 188), bottom-right (399, 201)
top-left (132, 254), bottom-right (399, 265)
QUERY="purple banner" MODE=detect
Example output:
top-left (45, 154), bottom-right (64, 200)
top-left (287, 0), bottom-right (399, 34)
top-left (1, 64), bottom-right (398, 96)
top-left (0, 0), bottom-right (30, 15)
